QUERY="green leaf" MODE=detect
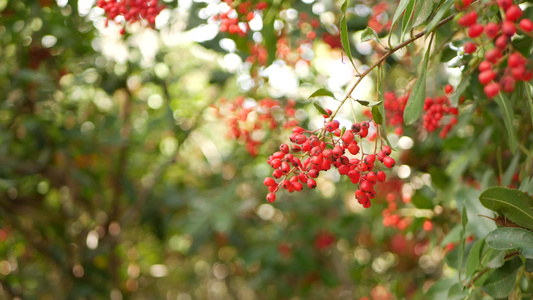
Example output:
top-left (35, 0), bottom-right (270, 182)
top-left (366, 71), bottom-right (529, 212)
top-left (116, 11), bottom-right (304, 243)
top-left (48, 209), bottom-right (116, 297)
top-left (479, 187), bottom-right (533, 230)
top-left (413, 0), bottom-right (434, 27)
top-left (313, 102), bottom-right (330, 116)
top-left (482, 257), bottom-right (522, 299)
top-left (340, 1), bottom-right (357, 71)
top-left (486, 227), bottom-right (533, 250)
top-left (360, 26), bottom-right (379, 43)
top-left (403, 35), bottom-right (432, 125)
top-left (309, 88), bottom-right (335, 99)
top-left (426, 0), bottom-right (454, 34)
top-left (377, 66), bottom-right (387, 127)
top-left (482, 248), bottom-right (505, 269)
top-left (426, 278), bottom-right (456, 300)
top-left (502, 152), bottom-right (520, 187)
top-left (466, 238), bottom-right (485, 278)
top-left (493, 93), bottom-right (518, 153)
top-left (372, 106), bottom-right (383, 124)
top-left (521, 247), bottom-right (533, 259)
top-left (355, 99), bottom-right (382, 107)
top-left (447, 283), bottom-right (469, 300)
top-left (391, 0), bottom-right (412, 33)
top-left (401, 0), bottom-right (417, 42)
top-left (526, 259), bottom-right (533, 272)
top-left (524, 82), bottom-right (533, 126)
top-left (449, 77), bottom-right (469, 107)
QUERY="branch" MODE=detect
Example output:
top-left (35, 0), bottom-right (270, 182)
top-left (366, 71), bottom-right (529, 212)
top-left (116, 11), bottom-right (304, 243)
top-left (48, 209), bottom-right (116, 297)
top-left (328, 12), bottom-right (457, 122)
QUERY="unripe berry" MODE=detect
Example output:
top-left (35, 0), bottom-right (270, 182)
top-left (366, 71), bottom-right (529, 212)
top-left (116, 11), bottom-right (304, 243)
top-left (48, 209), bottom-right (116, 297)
top-left (383, 156), bottom-right (395, 168)
top-left (519, 19), bottom-right (533, 32)
top-left (464, 42), bottom-right (477, 54)
top-left (484, 82), bottom-right (500, 98)
top-left (266, 192), bottom-right (276, 203)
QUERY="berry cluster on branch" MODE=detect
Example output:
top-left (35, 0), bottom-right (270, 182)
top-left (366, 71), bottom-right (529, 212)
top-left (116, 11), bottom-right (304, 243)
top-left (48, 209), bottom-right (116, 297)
top-left (97, 0), bottom-right (164, 34)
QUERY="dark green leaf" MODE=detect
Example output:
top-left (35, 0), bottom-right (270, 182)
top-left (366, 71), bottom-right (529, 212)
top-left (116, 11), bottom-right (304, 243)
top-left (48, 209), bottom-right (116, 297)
top-left (377, 66), bottom-right (387, 127)
top-left (479, 187), bottom-right (533, 230)
top-left (502, 152), bottom-right (520, 187)
top-left (466, 238), bottom-right (485, 278)
top-left (526, 259), bottom-right (533, 272)
top-left (426, 0), bottom-right (454, 34)
top-left (372, 106), bottom-right (383, 124)
top-left (440, 44), bottom-right (457, 62)
top-left (493, 93), bottom-right (518, 153)
top-left (486, 227), bottom-right (533, 250)
top-left (313, 102), bottom-right (330, 116)
top-left (403, 37), bottom-right (432, 125)
top-left (356, 99), bottom-right (370, 106)
top-left (482, 248), bottom-right (506, 269)
top-left (482, 257), bottom-right (522, 299)
top-left (309, 88), bottom-right (335, 99)
top-left (524, 82), bottom-right (533, 126)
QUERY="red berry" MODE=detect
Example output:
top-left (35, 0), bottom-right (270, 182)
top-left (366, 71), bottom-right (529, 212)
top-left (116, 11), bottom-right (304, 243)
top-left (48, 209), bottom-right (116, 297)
top-left (382, 145), bottom-right (392, 156)
top-left (468, 24), bottom-right (484, 38)
top-left (383, 156), bottom-right (395, 168)
top-left (484, 82), bottom-right (500, 98)
top-left (501, 76), bottom-right (516, 93)
top-left (478, 61), bottom-right (492, 72)
top-left (280, 143), bottom-right (289, 154)
top-left (266, 192), bottom-right (276, 203)
top-left (502, 21), bottom-right (516, 37)
top-left (505, 5), bottom-right (523, 22)
top-left (508, 53), bottom-right (525, 68)
top-left (458, 11), bottom-right (477, 27)
top-left (484, 23), bottom-right (499, 38)
top-left (463, 42), bottom-right (477, 54)
top-left (423, 220), bottom-right (433, 231)
top-left (264, 177), bottom-right (276, 186)
top-left (519, 19), bottom-right (533, 32)
top-left (341, 130), bottom-right (354, 144)
top-left (377, 170), bottom-right (386, 182)
top-left (511, 65), bottom-right (526, 80)
top-left (485, 48), bottom-right (502, 64)
top-left (497, 0), bottom-right (512, 10)
top-left (495, 35), bottom-right (508, 50)
top-left (307, 178), bottom-right (317, 189)
top-left (478, 70), bottom-right (497, 85)
top-left (360, 180), bottom-right (372, 192)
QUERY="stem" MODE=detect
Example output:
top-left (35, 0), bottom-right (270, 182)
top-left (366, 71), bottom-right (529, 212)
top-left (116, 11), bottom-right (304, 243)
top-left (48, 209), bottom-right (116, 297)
top-left (327, 12), bottom-right (457, 123)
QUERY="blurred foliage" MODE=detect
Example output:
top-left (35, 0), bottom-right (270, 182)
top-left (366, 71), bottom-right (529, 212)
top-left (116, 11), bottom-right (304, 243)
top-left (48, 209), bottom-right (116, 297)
top-left (0, 0), bottom-right (532, 300)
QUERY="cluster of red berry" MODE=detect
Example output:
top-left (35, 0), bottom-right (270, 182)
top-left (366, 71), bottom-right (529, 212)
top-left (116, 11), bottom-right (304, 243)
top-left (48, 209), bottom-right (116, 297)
top-left (213, 97), bottom-right (298, 156)
top-left (214, 0), bottom-right (268, 37)
top-left (383, 91), bottom-right (409, 135)
top-left (264, 116), bottom-right (395, 208)
top-left (382, 192), bottom-right (411, 230)
top-left (422, 85), bottom-right (459, 138)
top-left (96, 0), bottom-right (164, 34)
top-left (456, 0), bottom-right (532, 98)
top-left (383, 87), bottom-right (458, 138)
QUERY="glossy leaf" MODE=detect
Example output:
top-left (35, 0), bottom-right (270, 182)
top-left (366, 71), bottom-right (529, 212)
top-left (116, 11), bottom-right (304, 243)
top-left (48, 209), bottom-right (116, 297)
top-left (401, 0), bottom-right (417, 42)
top-left (479, 187), bottom-right (533, 230)
top-left (486, 227), bottom-right (533, 250)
